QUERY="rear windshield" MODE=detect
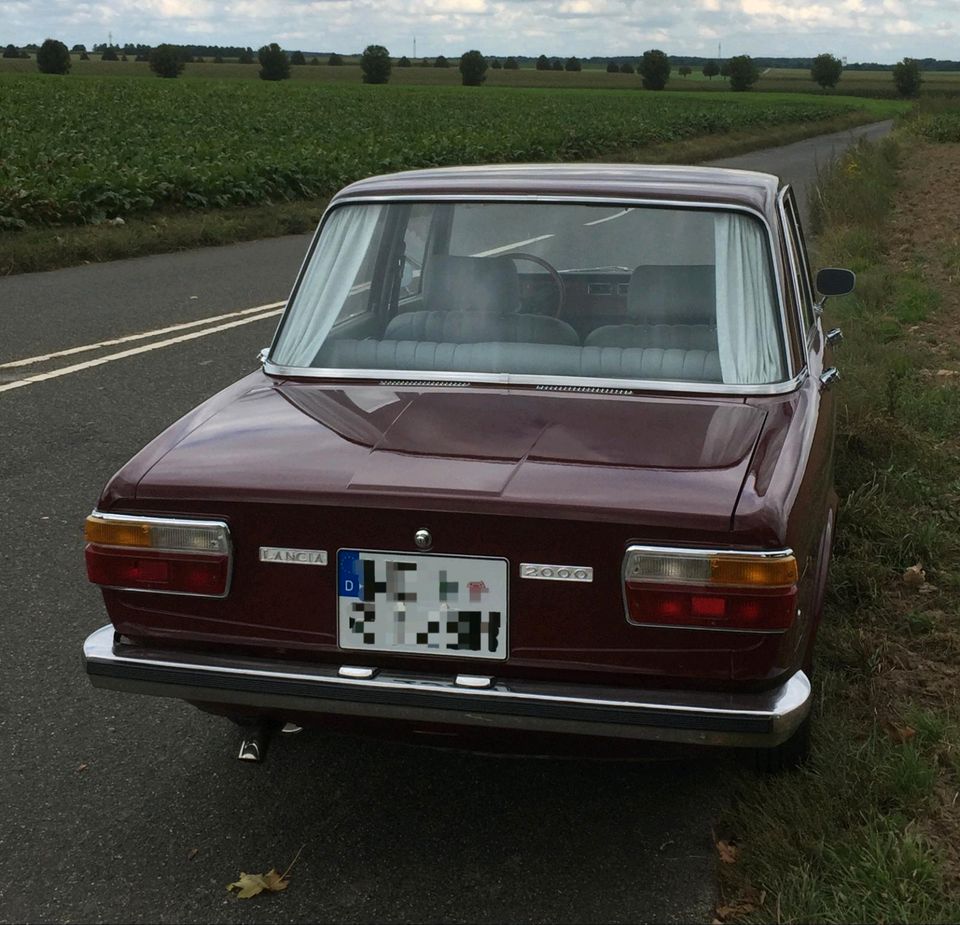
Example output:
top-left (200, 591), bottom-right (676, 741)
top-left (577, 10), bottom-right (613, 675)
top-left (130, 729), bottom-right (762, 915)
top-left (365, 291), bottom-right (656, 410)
top-left (270, 201), bottom-right (787, 386)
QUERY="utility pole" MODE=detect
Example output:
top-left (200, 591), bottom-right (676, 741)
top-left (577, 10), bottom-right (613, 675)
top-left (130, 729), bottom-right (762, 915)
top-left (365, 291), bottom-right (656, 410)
top-left (413, 36), bottom-right (416, 59)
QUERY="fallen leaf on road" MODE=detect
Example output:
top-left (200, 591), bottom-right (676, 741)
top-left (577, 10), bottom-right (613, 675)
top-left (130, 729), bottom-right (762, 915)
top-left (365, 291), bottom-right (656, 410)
top-left (715, 886), bottom-right (765, 921)
top-left (227, 869), bottom-right (289, 899)
top-left (716, 838), bottom-right (739, 864)
top-left (226, 845), bottom-right (304, 900)
top-left (76, 763), bottom-right (88, 773)
top-left (187, 848), bottom-right (199, 861)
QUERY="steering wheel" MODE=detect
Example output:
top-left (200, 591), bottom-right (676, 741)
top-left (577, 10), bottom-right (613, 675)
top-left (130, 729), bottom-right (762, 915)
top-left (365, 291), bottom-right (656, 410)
top-left (501, 252), bottom-right (566, 318)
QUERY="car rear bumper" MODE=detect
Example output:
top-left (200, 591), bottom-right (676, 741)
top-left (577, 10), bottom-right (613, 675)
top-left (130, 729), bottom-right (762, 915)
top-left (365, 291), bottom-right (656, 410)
top-left (83, 624), bottom-right (811, 748)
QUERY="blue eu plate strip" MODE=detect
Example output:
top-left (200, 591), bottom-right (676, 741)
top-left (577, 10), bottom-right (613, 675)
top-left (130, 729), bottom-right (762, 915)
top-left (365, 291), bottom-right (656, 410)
top-left (337, 550), bottom-right (363, 598)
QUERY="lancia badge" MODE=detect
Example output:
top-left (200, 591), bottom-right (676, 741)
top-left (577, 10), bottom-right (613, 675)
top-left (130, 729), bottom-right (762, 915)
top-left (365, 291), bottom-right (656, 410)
top-left (414, 528), bottom-right (432, 550)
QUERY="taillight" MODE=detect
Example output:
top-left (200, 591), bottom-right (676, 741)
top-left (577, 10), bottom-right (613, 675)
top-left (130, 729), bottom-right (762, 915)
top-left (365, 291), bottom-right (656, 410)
top-left (623, 546), bottom-right (798, 631)
top-left (84, 512), bottom-right (232, 597)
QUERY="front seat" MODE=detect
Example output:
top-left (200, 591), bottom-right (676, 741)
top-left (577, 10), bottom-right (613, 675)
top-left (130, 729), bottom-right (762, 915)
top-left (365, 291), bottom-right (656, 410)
top-left (585, 264), bottom-right (718, 351)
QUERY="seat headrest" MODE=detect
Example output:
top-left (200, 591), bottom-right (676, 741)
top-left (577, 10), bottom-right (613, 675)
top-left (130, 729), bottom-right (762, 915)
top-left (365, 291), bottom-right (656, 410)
top-left (421, 255), bottom-right (520, 314)
top-left (627, 264), bottom-right (716, 326)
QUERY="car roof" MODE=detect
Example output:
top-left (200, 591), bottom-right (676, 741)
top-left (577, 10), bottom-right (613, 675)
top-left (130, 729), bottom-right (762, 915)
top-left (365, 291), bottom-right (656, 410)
top-left (331, 163), bottom-right (783, 218)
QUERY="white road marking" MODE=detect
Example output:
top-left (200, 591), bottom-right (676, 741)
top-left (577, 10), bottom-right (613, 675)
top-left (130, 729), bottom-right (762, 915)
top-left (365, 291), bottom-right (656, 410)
top-left (583, 209), bottom-right (630, 227)
top-left (0, 301), bottom-right (286, 370)
top-left (470, 234), bottom-right (555, 257)
top-left (0, 309), bottom-right (281, 394)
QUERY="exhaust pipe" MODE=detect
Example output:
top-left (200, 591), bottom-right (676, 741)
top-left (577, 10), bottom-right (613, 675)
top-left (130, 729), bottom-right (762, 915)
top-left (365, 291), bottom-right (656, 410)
top-left (236, 719), bottom-right (281, 762)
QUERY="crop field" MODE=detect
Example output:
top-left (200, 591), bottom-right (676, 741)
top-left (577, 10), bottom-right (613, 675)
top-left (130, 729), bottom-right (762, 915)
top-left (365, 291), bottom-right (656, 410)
top-left (0, 74), bottom-right (892, 230)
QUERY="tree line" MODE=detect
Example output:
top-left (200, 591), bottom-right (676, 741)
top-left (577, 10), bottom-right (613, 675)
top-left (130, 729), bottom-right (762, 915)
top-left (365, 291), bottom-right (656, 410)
top-left (10, 38), bottom-right (932, 96)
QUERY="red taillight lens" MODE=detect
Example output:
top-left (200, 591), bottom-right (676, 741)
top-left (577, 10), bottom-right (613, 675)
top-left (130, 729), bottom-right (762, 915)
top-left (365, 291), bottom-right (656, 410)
top-left (626, 584), bottom-right (797, 630)
top-left (84, 512), bottom-right (231, 597)
top-left (85, 546), bottom-right (230, 596)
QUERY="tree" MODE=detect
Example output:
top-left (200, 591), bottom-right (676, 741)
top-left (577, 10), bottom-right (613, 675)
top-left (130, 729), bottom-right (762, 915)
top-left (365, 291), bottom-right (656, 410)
top-left (490, 58), bottom-right (502, 69)
top-left (892, 57), bottom-right (922, 97)
top-left (238, 48), bottom-right (255, 64)
top-left (398, 55), bottom-right (411, 67)
top-left (810, 52), bottom-right (842, 88)
top-left (719, 59), bottom-right (731, 77)
top-left (289, 50), bottom-right (306, 65)
top-left (459, 49), bottom-right (487, 86)
top-left (639, 48), bottom-right (670, 90)
top-left (727, 54), bottom-right (759, 91)
top-left (504, 56), bottom-right (518, 69)
top-left (606, 60), bottom-right (619, 73)
top-left (434, 54), bottom-right (449, 68)
top-left (309, 56), bottom-right (319, 65)
top-left (620, 62), bottom-right (635, 74)
top-left (565, 56), bottom-right (581, 72)
top-left (149, 44), bottom-right (185, 78)
top-left (71, 43), bottom-right (86, 53)
top-left (361, 44), bottom-right (391, 83)
top-left (214, 53), bottom-right (224, 63)
top-left (258, 43), bottom-right (290, 80)
top-left (327, 52), bottom-right (343, 66)
top-left (101, 46), bottom-right (118, 61)
top-left (36, 38), bottom-right (70, 74)
top-left (679, 65), bottom-right (692, 77)
top-left (79, 51), bottom-right (90, 61)
top-left (702, 60), bottom-right (719, 80)
top-left (535, 54), bottom-right (549, 70)
top-left (551, 58), bottom-right (563, 71)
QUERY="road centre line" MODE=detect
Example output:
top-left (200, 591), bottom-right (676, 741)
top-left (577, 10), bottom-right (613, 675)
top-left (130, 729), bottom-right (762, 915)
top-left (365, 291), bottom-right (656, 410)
top-left (0, 309), bottom-right (282, 394)
top-left (0, 301), bottom-right (286, 370)
top-left (471, 234), bottom-right (555, 257)
top-left (583, 210), bottom-right (630, 227)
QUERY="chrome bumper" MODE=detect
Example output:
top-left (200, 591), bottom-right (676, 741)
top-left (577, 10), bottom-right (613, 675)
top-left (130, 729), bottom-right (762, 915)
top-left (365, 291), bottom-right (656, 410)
top-left (83, 625), bottom-right (810, 748)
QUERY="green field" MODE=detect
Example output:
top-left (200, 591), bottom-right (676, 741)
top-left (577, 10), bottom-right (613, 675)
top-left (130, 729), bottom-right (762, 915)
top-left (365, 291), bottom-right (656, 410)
top-left (0, 74), bottom-right (897, 230)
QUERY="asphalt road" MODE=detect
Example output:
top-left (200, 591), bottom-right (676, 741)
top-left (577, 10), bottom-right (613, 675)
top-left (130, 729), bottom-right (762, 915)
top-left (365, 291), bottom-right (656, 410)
top-left (0, 120), bottom-right (890, 924)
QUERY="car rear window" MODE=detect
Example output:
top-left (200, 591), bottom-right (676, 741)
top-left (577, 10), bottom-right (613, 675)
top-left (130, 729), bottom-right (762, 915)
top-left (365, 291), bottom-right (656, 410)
top-left (270, 201), bottom-right (788, 387)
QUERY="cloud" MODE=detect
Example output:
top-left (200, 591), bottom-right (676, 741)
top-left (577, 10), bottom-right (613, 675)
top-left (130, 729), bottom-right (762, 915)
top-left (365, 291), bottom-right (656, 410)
top-left (5, 0), bottom-right (958, 60)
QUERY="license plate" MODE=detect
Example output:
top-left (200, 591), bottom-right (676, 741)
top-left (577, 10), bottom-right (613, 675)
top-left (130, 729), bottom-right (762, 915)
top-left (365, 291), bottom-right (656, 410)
top-left (337, 550), bottom-right (508, 660)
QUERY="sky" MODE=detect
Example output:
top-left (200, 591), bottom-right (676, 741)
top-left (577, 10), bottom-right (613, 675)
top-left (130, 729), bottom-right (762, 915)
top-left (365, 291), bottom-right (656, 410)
top-left (3, 0), bottom-right (959, 63)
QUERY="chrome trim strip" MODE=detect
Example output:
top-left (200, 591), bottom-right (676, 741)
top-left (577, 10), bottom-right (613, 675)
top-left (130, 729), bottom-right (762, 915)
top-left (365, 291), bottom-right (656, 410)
top-left (86, 510), bottom-right (234, 600)
top-left (263, 363), bottom-right (808, 398)
top-left (777, 186), bottom-right (818, 358)
top-left (266, 193), bottom-right (798, 392)
top-left (621, 544), bottom-right (796, 634)
top-left (83, 625), bottom-right (811, 748)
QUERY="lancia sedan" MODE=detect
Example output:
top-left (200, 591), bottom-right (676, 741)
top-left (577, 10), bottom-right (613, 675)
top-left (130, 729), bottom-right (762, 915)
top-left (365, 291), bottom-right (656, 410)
top-left (82, 164), bottom-right (853, 770)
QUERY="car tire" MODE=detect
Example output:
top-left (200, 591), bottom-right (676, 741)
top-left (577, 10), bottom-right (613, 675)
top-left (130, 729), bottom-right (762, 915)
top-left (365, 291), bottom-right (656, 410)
top-left (753, 713), bottom-right (812, 774)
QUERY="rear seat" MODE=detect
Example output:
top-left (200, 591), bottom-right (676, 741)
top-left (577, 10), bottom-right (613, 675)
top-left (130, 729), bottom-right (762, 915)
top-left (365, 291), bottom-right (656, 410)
top-left (316, 339), bottom-right (721, 382)
top-left (586, 264), bottom-right (718, 352)
top-left (385, 310), bottom-right (580, 346)
top-left (386, 253), bottom-right (579, 346)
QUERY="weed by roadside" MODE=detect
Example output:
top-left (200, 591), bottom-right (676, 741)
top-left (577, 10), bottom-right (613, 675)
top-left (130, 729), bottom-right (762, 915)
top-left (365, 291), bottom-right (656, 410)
top-left (717, 134), bottom-right (960, 922)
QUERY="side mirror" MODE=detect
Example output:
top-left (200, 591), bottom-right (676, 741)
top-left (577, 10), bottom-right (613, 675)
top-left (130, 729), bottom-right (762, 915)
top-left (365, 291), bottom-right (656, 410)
top-left (816, 267), bottom-right (856, 298)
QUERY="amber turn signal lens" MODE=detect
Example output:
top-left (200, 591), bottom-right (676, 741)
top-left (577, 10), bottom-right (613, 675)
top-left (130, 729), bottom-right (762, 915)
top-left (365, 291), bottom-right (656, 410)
top-left (84, 517), bottom-right (152, 548)
top-left (710, 555), bottom-right (798, 588)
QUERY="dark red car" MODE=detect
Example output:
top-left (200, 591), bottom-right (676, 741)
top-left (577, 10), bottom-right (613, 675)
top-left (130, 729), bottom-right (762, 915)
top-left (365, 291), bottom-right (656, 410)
top-left (83, 164), bottom-right (853, 769)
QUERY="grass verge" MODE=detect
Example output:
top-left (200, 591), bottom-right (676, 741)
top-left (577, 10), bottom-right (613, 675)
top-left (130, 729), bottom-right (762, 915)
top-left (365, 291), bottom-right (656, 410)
top-left (1, 109), bottom-right (888, 277)
top-left (715, 134), bottom-right (960, 922)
